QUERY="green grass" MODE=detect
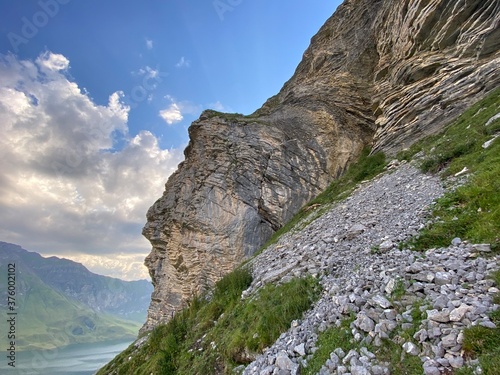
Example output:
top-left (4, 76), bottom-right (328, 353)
top-left (302, 316), bottom-right (356, 375)
top-left (261, 147), bottom-right (386, 249)
top-left (377, 340), bottom-right (423, 375)
top-left (378, 297), bottom-right (427, 375)
top-left (458, 270), bottom-right (500, 375)
top-left (202, 109), bottom-right (245, 120)
top-left (390, 278), bottom-right (406, 301)
top-left (462, 325), bottom-right (500, 374)
top-left (399, 88), bottom-right (500, 252)
top-left (98, 270), bottom-right (321, 375)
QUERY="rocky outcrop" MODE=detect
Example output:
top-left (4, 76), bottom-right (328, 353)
top-left (142, 0), bottom-right (500, 331)
top-left (142, 108), bottom-right (373, 330)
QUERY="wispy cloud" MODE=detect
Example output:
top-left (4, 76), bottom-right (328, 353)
top-left (136, 65), bottom-right (161, 79)
top-left (53, 252), bottom-right (152, 280)
top-left (0, 52), bottom-right (184, 279)
top-left (145, 38), bottom-right (153, 50)
top-left (208, 100), bottom-right (232, 113)
top-left (175, 56), bottom-right (191, 68)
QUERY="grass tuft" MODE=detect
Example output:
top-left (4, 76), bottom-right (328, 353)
top-left (302, 316), bottom-right (355, 375)
top-left (460, 270), bottom-right (500, 374)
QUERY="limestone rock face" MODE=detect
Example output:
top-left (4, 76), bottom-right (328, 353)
top-left (141, 0), bottom-right (499, 331)
top-left (142, 107), bottom-right (373, 331)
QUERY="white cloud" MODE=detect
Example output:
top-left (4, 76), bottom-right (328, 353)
top-left (175, 56), bottom-right (190, 68)
top-left (49, 252), bottom-right (151, 281)
top-left (159, 102), bottom-right (183, 125)
top-left (159, 96), bottom-right (202, 125)
top-left (37, 51), bottom-right (70, 72)
top-left (137, 65), bottom-right (160, 79)
top-left (0, 52), bottom-right (184, 280)
top-left (145, 38), bottom-right (153, 50)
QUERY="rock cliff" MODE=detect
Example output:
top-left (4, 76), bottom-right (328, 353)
top-left (141, 0), bottom-right (500, 331)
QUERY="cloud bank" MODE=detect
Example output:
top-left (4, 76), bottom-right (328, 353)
top-left (0, 52), bottom-right (184, 280)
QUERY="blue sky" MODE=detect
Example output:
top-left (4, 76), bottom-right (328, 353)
top-left (0, 0), bottom-right (341, 280)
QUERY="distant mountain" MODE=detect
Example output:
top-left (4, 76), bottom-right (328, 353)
top-left (0, 241), bottom-right (153, 350)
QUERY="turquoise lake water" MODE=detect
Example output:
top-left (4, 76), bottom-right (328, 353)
top-left (0, 339), bottom-right (132, 375)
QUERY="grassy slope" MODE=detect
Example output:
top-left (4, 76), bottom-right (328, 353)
top-left (399, 88), bottom-right (500, 252)
top-left (98, 270), bottom-right (320, 375)
top-left (0, 265), bottom-right (141, 351)
top-left (99, 89), bottom-right (499, 374)
top-left (98, 149), bottom-right (387, 375)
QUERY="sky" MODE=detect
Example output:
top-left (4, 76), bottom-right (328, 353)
top-left (0, 0), bottom-right (341, 281)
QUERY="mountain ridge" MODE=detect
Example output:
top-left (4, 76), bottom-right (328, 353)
top-left (0, 241), bottom-right (152, 320)
top-left (0, 241), bottom-right (153, 350)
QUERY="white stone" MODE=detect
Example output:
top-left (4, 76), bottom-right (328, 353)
top-left (472, 244), bottom-right (491, 252)
top-left (293, 343), bottom-right (306, 357)
top-left (434, 272), bottom-right (452, 286)
top-left (352, 366), bottom-right (371, 375)
top-left (427, 309), bottom-right (451, 323)
top-left (402, 342), bottom-right (420, 356)
top-left (276, 351), bottom-right (295, 370)
top-left (355, 314), bottom-right (375, 333)
top-left (372, 295), bottom-right (392, 309)
top-left (450, 304), bottom-right (470, 322)
top-left (449, 356), bottom-right (464, 369)
top-left (385, 279), bottom-right (396, 294)
top-left (379, 239), bottom-right (394, 251)
top-left (485, 112), bottom-right (500, 126)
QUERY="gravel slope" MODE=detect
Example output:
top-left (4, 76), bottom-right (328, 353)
top-left (243, 162), bottom-right (499, 375)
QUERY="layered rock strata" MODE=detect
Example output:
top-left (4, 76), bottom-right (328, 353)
top-left (142, 0), bottom-right (500, 331)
